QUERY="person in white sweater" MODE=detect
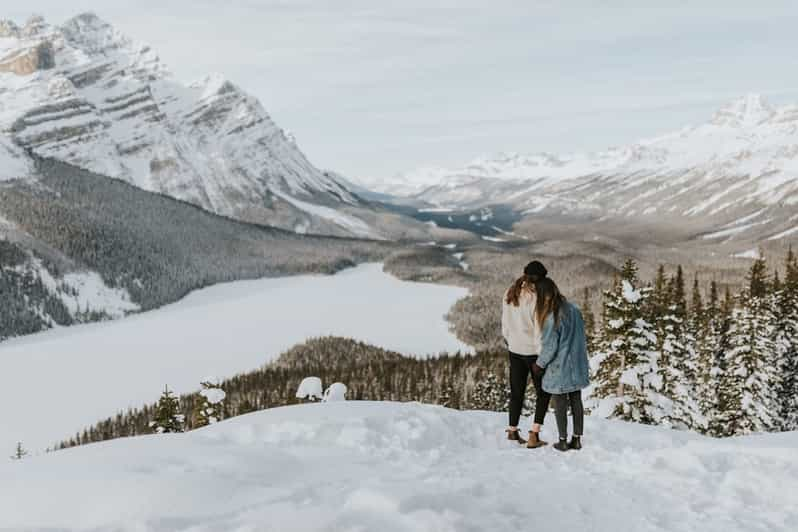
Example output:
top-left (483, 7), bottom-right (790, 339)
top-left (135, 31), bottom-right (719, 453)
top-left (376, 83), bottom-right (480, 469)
top-left (501, 261), bottom-right (551, 448)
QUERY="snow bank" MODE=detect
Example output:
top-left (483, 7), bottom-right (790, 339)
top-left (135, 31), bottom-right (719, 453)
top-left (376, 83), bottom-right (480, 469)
top-left (0, 264), bottom-right (471, 452)
top-left (323, 382), bottom-right (347, 402)
top-left (296, 377), bottom-right (324, 401)
top-left (1, 402), bottom-right (795, 531)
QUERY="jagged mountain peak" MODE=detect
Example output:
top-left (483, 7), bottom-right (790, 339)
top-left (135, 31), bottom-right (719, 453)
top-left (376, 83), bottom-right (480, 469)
top-left (59, 12), bottom-right (133, 55)
top-left (710, 93), bottom-right (775, 127)
top-left (191, 73), bottom-right (239, 99)
top-left (0, 14), bottom-right (49, 38)
top-left (0, 12), bottom-right (379, 238)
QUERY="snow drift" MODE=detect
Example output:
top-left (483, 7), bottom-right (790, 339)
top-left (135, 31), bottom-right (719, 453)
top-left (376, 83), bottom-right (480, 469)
top-left (2, 401), bottom-right (796, 531)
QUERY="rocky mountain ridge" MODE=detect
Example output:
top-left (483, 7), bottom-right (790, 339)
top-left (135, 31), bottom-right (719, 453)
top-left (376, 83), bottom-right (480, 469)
top-left (367, 94), bottom-right (798, 245)
top-left (0, 13), bottom-right (378, 238)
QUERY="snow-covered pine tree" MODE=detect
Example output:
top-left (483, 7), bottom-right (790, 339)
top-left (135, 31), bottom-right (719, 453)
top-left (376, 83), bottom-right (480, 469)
top-left (10, 442), bottom-right (27, 460)
top-left (649, 266), bottom-right (704, 430)
top-left (695, 279), bottom-right (719, 431)
top-left (715, 257), bottom-right (779, 436)
top-left (591, 259), bottom-right (662, 424)
top-left (775, 248), bottom-right (798, 430)
top-left (690, 276), bottom-right (706, 334)
top-left (193, 378), bottom-right (226, 428)
top-left (295, 377), bottom-right (324, 402)
top-left (581, 287), bottom-right (597, 351)
top-left (704, 283), bottom-right (738, 436)
top-left (149, 385), bottom-right (185, 434)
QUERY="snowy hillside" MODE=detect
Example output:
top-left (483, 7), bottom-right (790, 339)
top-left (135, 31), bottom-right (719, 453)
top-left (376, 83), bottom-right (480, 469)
top-left (368, 94), bottom-right (798, 241)
top-left (3, 401), bottom-right (796, 531)
top-left (0, 14), bottom-right (378, 237)
top-left (0, 263), bottom-right (470, 452)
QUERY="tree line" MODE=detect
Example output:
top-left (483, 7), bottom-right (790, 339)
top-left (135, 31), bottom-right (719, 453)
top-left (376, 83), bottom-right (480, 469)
top-left (589, 250), bottom-right (798, 436)
top-left (54, 337), bottom-right (512, 450)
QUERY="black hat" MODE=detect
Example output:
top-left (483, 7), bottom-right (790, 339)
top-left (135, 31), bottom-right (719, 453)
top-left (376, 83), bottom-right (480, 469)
top-left (524, 261), bottom-right (548, 279)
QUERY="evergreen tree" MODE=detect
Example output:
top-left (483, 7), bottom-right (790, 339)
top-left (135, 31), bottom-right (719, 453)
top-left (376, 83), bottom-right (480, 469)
top-left (715, 258), bottom-right (779, 435)
top-left (591, 258), bottom-right (662, 424)
top-left (690, 276), bottom-right (705, 334)
top-left (581, 287), bottom-right (596, 351)
top-left (193, 379), bottom-right (226, 428)
top-left (149, 385), bottom-right (185, 434)
top-left (647, 265), bottom-right (670, 323)
top-left (10, 442), bottom-right (27, 460)
top-left (696, 280), bottom-right (724, 433)
top-left (669, 266), bottom-right (688, 321)
top-left (748, 255), bottom-right (769, 298)
top-left (656, 267), bottom-right (703, 430)
top-left (775, 248), bottom-right (798, 430)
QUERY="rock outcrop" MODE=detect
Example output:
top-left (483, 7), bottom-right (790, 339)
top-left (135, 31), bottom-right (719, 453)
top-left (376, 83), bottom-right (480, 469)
top-left (0, 41), bottom-right (54, 75)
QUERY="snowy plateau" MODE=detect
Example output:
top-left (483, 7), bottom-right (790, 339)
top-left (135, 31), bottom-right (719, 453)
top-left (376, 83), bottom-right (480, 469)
top-left (0, 264), bottom-right (471, 454)
top-left (2, 401), bottom-right (797, 532)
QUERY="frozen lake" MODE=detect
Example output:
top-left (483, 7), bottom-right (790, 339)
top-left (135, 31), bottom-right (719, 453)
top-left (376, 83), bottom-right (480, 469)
top-left (0, 264), bottom-right (472, 452)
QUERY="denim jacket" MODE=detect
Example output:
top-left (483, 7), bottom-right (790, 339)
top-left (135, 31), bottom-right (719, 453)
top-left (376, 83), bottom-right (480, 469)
top-left (536, 301), bottom-right (590, 394)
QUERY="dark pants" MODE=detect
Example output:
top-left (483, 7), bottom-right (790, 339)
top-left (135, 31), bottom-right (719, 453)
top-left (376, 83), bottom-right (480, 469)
top-left (553, 391), bottom-right (584, 440)
top-left (508, 352), bottom-right (551, 428)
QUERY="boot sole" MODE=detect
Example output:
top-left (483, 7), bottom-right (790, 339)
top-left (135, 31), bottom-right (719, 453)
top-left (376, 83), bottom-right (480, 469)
top-left (526, 442), bottom-right (548, 449)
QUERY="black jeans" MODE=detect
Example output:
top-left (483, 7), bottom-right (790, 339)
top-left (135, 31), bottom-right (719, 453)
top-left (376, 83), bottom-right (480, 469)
top-left (553, 391), bottom-right (584, 440)
top-left (508, 352), bottom-right (551, 428)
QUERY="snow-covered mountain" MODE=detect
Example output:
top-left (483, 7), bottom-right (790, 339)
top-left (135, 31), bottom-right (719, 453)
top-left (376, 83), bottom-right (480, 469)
top-left (0, 13), bottom-right (378, 238)
top-left (2, 401), bottom-right (795, 531)
top-left (369, 94), bottom-right (798, 242)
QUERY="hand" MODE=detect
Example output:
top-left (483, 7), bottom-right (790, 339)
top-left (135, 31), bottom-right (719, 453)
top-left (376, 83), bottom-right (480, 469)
top-left (532, 363), bottom-right (544, 378)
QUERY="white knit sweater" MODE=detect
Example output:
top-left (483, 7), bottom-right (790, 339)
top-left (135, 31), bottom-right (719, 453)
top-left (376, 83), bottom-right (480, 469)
top-left (501, 288), bottom-right (542, 355)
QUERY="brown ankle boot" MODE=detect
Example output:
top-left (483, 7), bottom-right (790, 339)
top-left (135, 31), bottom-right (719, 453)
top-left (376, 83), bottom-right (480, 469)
top-left (526, 431), bottom-right (548, 449)
top-left (506, 429), bottom-right (527, 445)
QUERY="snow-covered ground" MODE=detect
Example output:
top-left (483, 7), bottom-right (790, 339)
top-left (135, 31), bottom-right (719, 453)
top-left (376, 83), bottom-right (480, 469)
top-left (2, 401), bottom-right (796, 532)
top-left (0, 264), bottom-right (471, 452)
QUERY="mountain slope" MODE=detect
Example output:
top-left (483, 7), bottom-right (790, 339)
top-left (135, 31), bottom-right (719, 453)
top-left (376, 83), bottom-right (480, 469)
top-left (370, 95), bottom-right (798, 244)
top-left (0, 157), bottom-right (387, 341)
top-left (0, 13), bottom-right (380, 237)
top-left (2, 402), bottom-right (795, 531)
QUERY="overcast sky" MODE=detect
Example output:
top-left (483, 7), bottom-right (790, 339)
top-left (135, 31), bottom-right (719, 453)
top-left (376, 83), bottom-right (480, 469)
top-left (7, 1), bottom-right (798, 180)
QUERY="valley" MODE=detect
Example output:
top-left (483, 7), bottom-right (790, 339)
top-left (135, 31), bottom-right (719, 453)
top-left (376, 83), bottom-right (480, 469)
top-left (0, 263), bottom-right (471, 453)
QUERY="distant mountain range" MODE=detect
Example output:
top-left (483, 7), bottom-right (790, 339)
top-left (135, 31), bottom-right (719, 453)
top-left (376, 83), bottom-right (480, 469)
top-left (0, 13), bottom-right (388, 238)
top-left (361, 94), bottom-right (798, 244)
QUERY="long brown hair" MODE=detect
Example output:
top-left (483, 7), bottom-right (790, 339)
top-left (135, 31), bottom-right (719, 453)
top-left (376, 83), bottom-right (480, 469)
top-left (535, 277), bottom-right (566, 327)
top-left (505, 274), bottom-right (538, 306)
